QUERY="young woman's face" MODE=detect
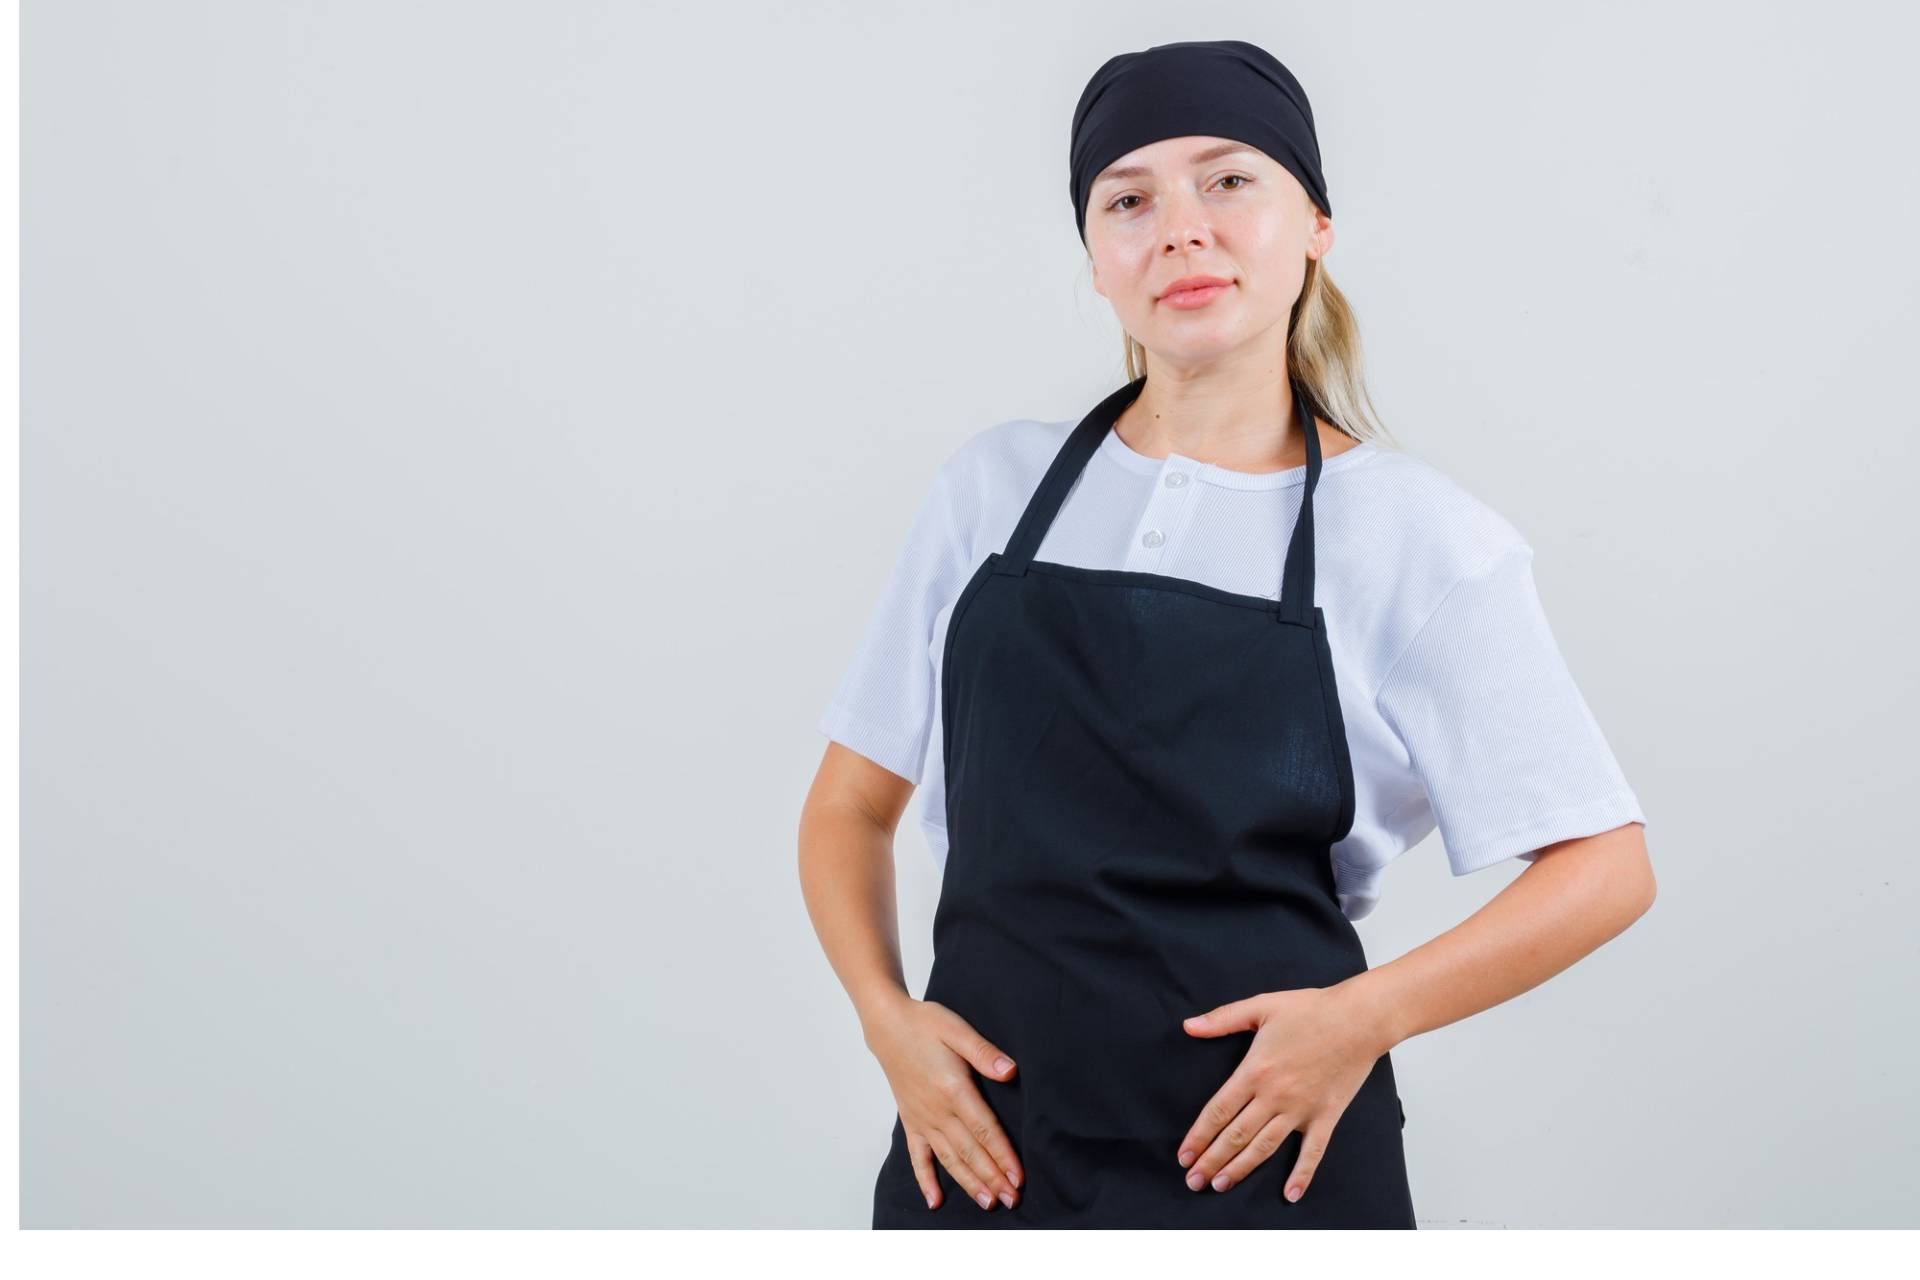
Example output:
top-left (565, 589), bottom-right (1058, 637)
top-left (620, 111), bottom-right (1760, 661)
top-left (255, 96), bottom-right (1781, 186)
top-left (1084, 135), bottom-right (1332, 366)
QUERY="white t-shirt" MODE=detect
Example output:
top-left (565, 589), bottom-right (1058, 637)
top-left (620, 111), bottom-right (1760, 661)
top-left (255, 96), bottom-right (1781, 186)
top-left (816, 415), bottom-right (1646, 921)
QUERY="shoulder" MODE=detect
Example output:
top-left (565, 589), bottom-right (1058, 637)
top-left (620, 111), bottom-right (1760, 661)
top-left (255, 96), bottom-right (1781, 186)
top-left (876, 418), bottom-right (1068, 569)
top-left (1339, 442), bottom-right (1533, 584)
top-left (1325, 443), bottom-right (1538, 690)
top-left (939, 416), bottom-right (1071, 484)
top-left (929, 416), bottom-right (1073, 514)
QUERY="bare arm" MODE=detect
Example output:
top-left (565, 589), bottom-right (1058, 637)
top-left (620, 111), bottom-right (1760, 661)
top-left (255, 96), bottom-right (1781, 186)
top-left (1175, 820), bottom-right (1654, 1200)
top-left (795, 741), bottom-right (918, 1038)
top-left (1344, 820), bottom-right (1657, 1051)
top-left (796, 741), bottom-right (1025, 1212)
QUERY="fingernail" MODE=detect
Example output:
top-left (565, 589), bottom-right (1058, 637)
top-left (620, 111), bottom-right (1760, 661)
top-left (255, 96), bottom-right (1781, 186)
top-left (1177, 1149), bottom-right (1195, 1167)
top-left (1005, 1166), bottom-right (1021, 1188)
top-left (1286, 1184), bottom-right (1303, 1202)
top-left (1211, 1173), bottom-right (1230, 1191)
top-left (992, 1056), bottom-right (1013, 1073)
top-left (1000, 1190), bottom-right (1016, 1208)
top-left (925, 1191), bottom-right (936, 1209)
top-left (976, 1191), bottom-right (993, 1209)
top-left (1186, 1171), bottom-right (1204, 1191)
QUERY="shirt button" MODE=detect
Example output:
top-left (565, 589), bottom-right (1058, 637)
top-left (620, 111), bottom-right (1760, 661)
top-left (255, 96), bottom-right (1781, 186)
top-left (1141, 529), bottom-right (1165, 548)
top-left (1164, 472), bottom-right (1188, 488)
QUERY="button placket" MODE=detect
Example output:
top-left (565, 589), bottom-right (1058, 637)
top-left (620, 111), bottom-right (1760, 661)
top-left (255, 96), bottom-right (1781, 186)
top-left (1129, 456), bottom-right (1195, 571)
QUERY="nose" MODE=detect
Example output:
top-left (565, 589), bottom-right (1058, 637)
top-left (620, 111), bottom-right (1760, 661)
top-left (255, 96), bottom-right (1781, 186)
top-left (1158, 186), bottom-right (1213, 254)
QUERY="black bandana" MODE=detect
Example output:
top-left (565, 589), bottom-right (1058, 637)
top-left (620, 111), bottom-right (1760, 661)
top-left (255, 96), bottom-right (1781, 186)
top-left (1069, 39), bottom-right (1331, 245)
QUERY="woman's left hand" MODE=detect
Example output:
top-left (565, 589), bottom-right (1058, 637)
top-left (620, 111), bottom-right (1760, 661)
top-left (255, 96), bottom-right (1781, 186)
top-left (1174, 984), bottom-right (1391, 1201)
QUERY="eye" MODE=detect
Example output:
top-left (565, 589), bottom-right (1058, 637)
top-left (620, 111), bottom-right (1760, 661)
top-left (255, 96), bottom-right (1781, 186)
top-left (1105, 175), bottom-right (1249, 214)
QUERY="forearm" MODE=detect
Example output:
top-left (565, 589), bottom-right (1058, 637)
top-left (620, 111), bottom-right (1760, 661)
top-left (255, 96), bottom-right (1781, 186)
top-left (797, 797), bottom-right (919, 1042)
top-left (1341, 822), bottom-right (1655, 1053)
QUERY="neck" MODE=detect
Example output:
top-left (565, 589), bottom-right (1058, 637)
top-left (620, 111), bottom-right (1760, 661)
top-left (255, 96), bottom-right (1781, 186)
top-left (1117, 362), bottom-right (1343, 473)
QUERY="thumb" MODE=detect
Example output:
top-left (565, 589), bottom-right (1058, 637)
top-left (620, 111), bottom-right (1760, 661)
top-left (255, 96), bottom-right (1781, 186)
top-left (1183, 996), bottom-right (1264, 1038)
top-left (946, 1021), bottom-right (1018, 1081)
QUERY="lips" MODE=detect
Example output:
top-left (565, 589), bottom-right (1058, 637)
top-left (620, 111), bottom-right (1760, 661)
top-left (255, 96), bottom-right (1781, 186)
top-left (1158, 276), bottom-right (1234, 310)
top-left (1159, 274), bottom-right (1233, 301)
top-left (1157, 276), bottom-right (1235, 310)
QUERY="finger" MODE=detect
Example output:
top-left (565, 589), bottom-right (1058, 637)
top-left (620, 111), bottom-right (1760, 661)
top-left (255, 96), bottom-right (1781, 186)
top-left (1214, 1111), bottom-right (1297, 1192)
top-left (1182, 995), bottom-right (1263, 1038)
top-left (1190, 1096), bottom-right (1279, 1192)
top-left (941, 1020), bottom-right (1020, 1086)
top-left (1176, 1071), bottom-right (1258, 1177)
top-left (1281, 1117), bottom-right (1335, 1203)
top-left (926, 1124), bottom-right (995, 1211)
top-left (906, 1131), bottom-right (942, 1210)
top-left (949, 1087), bottom-right (1023, 1195)
top-left (942, 1115), bottom-right (1016, 1210)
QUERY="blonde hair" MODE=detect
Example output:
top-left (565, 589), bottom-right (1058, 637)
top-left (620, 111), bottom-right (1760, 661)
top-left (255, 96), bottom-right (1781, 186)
top-left (1119, 254), bottom-right (1401, 451)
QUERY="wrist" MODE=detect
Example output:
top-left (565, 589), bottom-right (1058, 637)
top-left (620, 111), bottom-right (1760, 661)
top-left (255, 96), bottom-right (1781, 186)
top-left (1336, 967), bottom-right (1407, 1056)
top-left (854, 984), bottom-right (917, 1047)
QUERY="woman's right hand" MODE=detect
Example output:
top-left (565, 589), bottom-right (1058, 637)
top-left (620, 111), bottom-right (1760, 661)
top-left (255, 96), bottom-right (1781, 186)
top-left (863, 997), bottom-right (1024, 1212)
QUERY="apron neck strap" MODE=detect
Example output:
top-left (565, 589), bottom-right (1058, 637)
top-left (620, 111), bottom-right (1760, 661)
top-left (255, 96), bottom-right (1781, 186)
top-left (998, 374), bottom-right (1325, 628)
top-left (1277, 376), bottom-right (1322, 626)
top-left (998, 376), bottom-right (1147, 574)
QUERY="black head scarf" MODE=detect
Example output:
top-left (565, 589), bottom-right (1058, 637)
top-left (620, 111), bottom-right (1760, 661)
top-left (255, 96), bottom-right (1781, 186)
top-left (1068, 39), bottom-right (1330, 245)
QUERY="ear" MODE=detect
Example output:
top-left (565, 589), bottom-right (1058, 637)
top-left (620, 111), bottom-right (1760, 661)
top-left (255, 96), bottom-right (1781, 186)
top-left (1306, 205), bottom-right (1335, 262)
top-left (1089, 258), bottom-right (1106, 299)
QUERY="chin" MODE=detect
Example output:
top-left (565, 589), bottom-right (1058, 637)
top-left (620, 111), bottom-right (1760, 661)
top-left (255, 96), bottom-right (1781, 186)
top-left (1150, 332), bottom-right (1245, 362)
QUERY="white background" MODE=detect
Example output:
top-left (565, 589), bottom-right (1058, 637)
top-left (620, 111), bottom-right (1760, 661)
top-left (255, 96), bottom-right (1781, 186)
top-left (21, 0), bottom-right (1917, 1227)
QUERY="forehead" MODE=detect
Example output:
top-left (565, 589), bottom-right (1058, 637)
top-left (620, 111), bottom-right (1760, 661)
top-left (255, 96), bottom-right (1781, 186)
top-left (1092, 137), bottom-right (1269, 186)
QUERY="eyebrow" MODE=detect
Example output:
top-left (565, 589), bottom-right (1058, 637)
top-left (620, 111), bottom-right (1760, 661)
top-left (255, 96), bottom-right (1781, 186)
top-left (1092, 142), bottom-right (1260, 189)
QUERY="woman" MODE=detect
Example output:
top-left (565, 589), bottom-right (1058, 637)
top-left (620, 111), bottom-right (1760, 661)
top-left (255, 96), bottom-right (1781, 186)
top-left (796, 39), bottom-right (1654, 1229)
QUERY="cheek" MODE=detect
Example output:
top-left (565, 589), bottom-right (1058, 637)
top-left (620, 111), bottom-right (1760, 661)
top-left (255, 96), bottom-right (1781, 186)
top-left (1090, 252), bottom-right (1152, 306)
top-left (1096, 213), bottom-right (1176, 265)
top-left (1223, 207), bottom-right (1289, 254)
top-left (1225, 219), bottom-right (1305, 301)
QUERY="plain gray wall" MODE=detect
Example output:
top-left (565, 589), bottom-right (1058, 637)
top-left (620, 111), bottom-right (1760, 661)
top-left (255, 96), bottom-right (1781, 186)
top-left (23, 0), bottom-right (1917, 1228)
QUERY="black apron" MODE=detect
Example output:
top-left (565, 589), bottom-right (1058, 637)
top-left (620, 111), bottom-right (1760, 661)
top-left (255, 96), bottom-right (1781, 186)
top-left (872, 376), bottom-right (1415, 1229)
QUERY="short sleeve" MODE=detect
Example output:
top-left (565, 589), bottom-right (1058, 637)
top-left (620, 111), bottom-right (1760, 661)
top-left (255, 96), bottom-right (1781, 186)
top-left (815, 464), bottom-right (971, 784)
top-left (1374, 543), bottom-right (1646, 874)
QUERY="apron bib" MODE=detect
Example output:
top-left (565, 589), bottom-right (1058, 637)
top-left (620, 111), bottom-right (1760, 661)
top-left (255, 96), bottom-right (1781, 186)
top-left (872, 376), bottom-right (1415, 1229)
